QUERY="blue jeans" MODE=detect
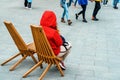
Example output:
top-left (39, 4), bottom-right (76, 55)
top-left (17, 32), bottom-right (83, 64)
top-left (113, 0), bottom-right (119, 7)
top-left (62, 3), bottom-right (69, 20)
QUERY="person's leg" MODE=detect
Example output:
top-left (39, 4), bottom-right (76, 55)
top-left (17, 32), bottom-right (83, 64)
top-left (92, 1), bottom-right (101, 21)
top-left (57, 45), bottom-right (71, 61)
top-left (61, 5), bottom-right (66, 23)
top-left (57, 50), bottom-right (69, 70)
top-left (94, 1), bottom-right (101, 17)
top-left (57, 43), bottom-right (72, 70)
top-left (81, 5), bottom-right (87, 22)
top-left (64, 4), bottom-right (72, 25)
top-left (24, 0), bottom-right (28, 7)
top-left (28, 2), bottom-right (32, 8)
top-left (106, 0), bottom-right (108, 4)
top-left (113, 0), bottom-right (119, 9)
top-left (64, 4), bottom-right (69, 21)
top-left (75, 5), bottom-right (83, 20)
top-left (92, 1), bottom-right (98, 18)
top-left (78, 5), bottom-right (83, 15)
top-left (113, 0), bottom-right (117, 7)
top-left (103, 0), bottom-right (106, 5)
top-left (60, 50), bottom-right (70, 61)
top-left (81, 5), bottom-right (86, 19)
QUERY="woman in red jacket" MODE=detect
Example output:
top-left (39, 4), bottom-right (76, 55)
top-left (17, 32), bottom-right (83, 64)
top-left (40, 10), bottom-right (71, 70)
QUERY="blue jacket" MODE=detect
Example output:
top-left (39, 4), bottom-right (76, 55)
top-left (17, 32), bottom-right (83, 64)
top-left (78, 0), bottom-right (88, 5)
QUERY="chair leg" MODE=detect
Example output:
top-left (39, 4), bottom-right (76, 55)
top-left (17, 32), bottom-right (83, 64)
top-left (9, 55), bottom-right (27, 71)
top-left (23, 60), bottom-right (43, 78)
top-left (30, 53), bottom-right (43, 69)
top-left (30, 53), bottom-right (38, 64)
top-left (38, 63), bottom-right (52, 80)
top-left (1, 52), bottom-right (21, 66)
top-left (55, 60), bottom-right (64, 76)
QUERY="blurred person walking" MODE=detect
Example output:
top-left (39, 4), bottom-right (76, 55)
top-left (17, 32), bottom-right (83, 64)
top-left (75, 0), bottom-right (88, 23)
top-left (91, 0), bottom-right (101, 21)
top-left (60, 0), bottom-right (72, 25)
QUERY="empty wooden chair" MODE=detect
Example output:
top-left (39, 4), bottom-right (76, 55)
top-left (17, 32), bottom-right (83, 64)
top-left (1, 21), bottom-right (38, 71)
top-left (23, 25), bottom-right (65, 80)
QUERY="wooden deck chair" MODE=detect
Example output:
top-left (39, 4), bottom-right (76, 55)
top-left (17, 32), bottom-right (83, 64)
top-left (1, 21), bottom-right (38, 71)
top-left (23, 25), bottom-right (64, 80)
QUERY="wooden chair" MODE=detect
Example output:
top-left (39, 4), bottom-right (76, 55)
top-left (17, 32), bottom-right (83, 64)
top-left (1, 21), bottom-right (38, 71)
top-left (23, 25), bottom-right (64, 80)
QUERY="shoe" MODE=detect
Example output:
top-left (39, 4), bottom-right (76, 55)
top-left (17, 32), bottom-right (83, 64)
top-left (61, 18), bottom-right (66, 23)
top-left (92, 17), bottom-right (99, 21)
top-left (75, 13), bottom-right (78, 20)
top-left (59, 61), bottom-right (66, 70)
top-left (113, 6), bottom-right (118, 9)
top-left (82, 19), bottom-right (87, 23)
top-left (67, 20), bottom-right (72, 25)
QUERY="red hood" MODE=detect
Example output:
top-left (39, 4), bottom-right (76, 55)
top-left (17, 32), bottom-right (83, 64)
top-left (40, 10), bottom-right (57, 29)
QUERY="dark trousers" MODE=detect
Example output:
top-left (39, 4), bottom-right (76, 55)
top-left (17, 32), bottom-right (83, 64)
top-left (24, 0), bottom-right (32, 8)
top-left (78, 5), bottom-right (87, 20)
top-left (28, 2), bottom-right (32, 8)
top-left (24, 0), bottom-right (28, 7)
top-left (92, 1), bottom-right (101, 18)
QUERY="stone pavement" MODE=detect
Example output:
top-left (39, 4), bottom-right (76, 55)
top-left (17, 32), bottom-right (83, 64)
top-left (0, 0), bottom-right (120, 80)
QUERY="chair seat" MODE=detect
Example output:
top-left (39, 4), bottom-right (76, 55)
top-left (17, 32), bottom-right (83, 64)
top-left (27, 42), bottom-right (36, 52)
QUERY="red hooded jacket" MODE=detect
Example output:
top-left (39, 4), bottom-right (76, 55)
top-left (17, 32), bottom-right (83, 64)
top-left (40, 10), bottom-right (63, 56)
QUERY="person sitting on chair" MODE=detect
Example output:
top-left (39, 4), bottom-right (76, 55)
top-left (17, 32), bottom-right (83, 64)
top-left (40, 10), bottom-right (72, 70)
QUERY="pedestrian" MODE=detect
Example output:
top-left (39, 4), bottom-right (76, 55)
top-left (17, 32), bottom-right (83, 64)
top-left (24, 0), bottom-right (32, 9)
top-left (75, 0), bottom-right (88, 23)
top-left (60, 0), bottom-right (72, 25)
top-left (40, 10), bottom-right (72, 70)
top-left (91, 0), bottom-right (101, 21)
top-left (113, 0), bottom-right (119, 9)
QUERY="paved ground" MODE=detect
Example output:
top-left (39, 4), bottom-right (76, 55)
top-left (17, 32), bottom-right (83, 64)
top-left (0, 0), bottom-right (120, 80)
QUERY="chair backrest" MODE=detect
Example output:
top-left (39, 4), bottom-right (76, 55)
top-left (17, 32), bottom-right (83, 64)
top-left (4, 21), bottom-right (27, 51)
top-left (30, 25), bottom-right (58, 64)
